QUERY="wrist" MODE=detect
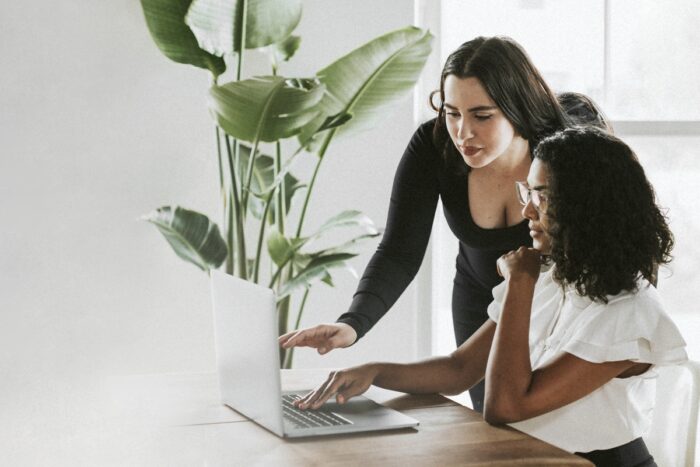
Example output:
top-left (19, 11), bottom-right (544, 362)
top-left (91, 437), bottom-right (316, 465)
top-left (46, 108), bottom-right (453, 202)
top-left (506, 273), bottom-right (538, 288)
top-left (362, 362), bottom-right (381, 382)
top-left (337, 322), bottom-right (358, 346)
top-left (336, 321), bottom-right (359, 345)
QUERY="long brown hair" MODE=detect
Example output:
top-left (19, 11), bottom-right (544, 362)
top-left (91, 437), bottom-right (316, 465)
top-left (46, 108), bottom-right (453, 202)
top-left (431, 36), bottom-right (567, 173)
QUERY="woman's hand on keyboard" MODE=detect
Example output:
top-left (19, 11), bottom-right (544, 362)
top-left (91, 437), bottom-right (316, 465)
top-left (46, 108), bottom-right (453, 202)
top-left (295, 364), bottom-right (379, 410)
top-left (278, 323), bottom-right (357, 355)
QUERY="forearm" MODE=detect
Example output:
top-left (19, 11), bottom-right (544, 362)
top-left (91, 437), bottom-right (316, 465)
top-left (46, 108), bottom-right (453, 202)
top-left (336, 292), bottom-right (387, 341)
top-left (369, 355), bottom-right (482, 396)
top-left (340, 252), bottom-right (428, 340)
top-left (485, 277), bottom-right (536, 420)
top-left (296, 321), bottom-right (495, 410)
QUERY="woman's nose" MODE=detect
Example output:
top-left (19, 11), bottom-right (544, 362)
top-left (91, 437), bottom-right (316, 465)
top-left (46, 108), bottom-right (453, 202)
top-left (458, 118), bottom-right (473, 140)
top-left (522, 199), bottom-right (538, 220)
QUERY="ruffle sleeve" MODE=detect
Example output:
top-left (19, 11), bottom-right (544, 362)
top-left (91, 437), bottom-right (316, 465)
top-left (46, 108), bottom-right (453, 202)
top-left (487, 264), bottom-right (559, 324)
top-left (486, 280), bottom-right (508, 323)
top-left (562, 283), bottom-right (687, 366)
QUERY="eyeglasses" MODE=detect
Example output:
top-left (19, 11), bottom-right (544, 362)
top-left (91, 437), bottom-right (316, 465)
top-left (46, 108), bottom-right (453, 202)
top-left (515, 181), bottom-right (548, 211)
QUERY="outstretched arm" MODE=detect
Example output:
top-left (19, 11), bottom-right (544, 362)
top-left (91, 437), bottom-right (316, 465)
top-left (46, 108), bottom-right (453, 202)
top-left (296, 319), bottom-right (496, 409)
top-left (279, 123), bottom-right (442, 354)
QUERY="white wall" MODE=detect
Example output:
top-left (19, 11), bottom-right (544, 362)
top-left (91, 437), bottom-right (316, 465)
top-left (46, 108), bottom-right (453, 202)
top-left (1, 0), bottom-right (422, 463)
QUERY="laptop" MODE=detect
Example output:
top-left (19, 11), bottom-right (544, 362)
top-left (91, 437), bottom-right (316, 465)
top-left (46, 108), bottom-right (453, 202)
top-left (210, 270), bottom-right (419, 438)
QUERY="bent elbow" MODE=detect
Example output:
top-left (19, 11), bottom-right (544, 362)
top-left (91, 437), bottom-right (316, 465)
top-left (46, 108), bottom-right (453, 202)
top-left (483, 401), bottom-right (523, 425)
top-left (483, 408), bottom-right (509, 425)
top-left (441, 385), bottom-right (467, 396)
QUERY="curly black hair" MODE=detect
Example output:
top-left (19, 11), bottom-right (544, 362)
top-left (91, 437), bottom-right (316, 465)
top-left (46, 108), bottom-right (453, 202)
top-left (535, 127), bottom-right (673, 302)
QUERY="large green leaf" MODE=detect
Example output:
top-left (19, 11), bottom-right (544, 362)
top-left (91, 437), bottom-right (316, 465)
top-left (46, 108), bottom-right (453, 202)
top-left (237, 144), bottom-right (305, 220)
top-left (266, 228), bottom-right (306, 267)
top-left (309, 232), bottom-right (381, 258)
top-left (277, 253), bottom-right (358, 299)
top-left (186, 0), bottom-right (302, 56)
top-left (140, 0), bottom-right (226, 76)
top-left (299, 26), bottom-right (433, 150)
top-left (267, 210), bottom-right (378, 267)
top-left (143, 206), bottom-right (227, 271)
top-left (271, 35), bottom-right (301, 64)
top-left (267, 226), bottom-right (379, 296)
top-left (209, 76), bottom-right (324, 142)
top-left (307, 210), bottom-right (379, 240)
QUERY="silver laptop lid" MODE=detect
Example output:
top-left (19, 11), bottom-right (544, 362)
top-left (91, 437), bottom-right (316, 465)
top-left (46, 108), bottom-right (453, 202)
top-left (210, 270), bottom-right (284, 436)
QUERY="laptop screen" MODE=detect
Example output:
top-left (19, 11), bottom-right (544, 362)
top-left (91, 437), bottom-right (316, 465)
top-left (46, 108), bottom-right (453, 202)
top-left (210, 270), bottom-right (285, 436)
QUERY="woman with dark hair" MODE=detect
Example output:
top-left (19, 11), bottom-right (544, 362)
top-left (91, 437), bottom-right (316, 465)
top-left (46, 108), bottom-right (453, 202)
top-left (294, 127), bottom-right (686, 466)
top-left (281, 37), bottom-right (596, 412)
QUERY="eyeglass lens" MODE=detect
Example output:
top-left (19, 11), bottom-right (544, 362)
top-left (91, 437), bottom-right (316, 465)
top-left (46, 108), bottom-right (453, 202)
top-left (515, 182), bottom-right (542, 208)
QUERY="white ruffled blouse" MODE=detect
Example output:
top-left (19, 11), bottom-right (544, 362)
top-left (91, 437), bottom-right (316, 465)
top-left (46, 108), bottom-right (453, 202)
top-left (486, 265), bottom-right (687, 453)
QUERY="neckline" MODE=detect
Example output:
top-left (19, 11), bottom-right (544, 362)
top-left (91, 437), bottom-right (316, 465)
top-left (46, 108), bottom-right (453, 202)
top-left (464, 174), bottom-right (529, 233)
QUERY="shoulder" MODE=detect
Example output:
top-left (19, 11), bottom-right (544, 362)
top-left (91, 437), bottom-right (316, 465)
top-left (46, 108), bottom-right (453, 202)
top-left (394, 118), bottom-right (443, 176)
top-left (405, 118), bottom-right (439, 154)
top-left (416, 117), bottom-right (438, 138)
top-left (564, 280), bottom-right (687, 365)
top-left (585, 280), bottom-right (667, 326)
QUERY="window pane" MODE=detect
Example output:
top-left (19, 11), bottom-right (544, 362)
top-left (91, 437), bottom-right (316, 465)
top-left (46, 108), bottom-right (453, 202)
top-left (608, 0), bottom-right (700, 120)
top-left (622, 135), bottom-right (700, 359)
top-left (440, 0), bottom-right (605, 99)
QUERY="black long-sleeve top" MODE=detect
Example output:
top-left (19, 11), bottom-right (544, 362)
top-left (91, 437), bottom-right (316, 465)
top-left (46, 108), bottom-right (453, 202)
top-left (337, 119), bottom-right (532, 340)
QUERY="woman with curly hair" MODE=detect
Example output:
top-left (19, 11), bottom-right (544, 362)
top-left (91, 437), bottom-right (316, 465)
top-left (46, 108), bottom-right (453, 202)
top-left (294, 127), bottom-right (687, 465)
top-left (281, 36), bottom-right (579, 412)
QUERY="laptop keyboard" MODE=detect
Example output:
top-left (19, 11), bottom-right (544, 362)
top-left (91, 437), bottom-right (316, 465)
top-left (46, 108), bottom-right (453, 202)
top-left (282, 394), bottom-right (353, 429)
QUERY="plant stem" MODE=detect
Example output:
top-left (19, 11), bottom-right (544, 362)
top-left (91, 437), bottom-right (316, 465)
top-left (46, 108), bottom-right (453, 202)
top-left (269, 255), bottom-right (292, 289)
top-left (216, 127), bottom-right (225, 194)
top-left (295, 130), bottom-right (336, 238)
top-left (225, 135), bottom-right (248, 279)
top-left (241, 139), bottom-right (261, 218)
top-left (215, 127), bottom-right (233, 273)
top-left (282, 287), bottom-right (310, 369)
top-left (270, 62), bottom-right (285, 234)
top-left (252, 191), bottom-right (274, 283)
top-left (228, 0), bottom-right (247, 274)
top-left (277, 294), bottom-right (290, 367)
top-left (236, 0), bottom-right (247, 81)
top-left (275, 141), bottom-right (286, 235)
top-left (226, 192), bottom-right (234, 275)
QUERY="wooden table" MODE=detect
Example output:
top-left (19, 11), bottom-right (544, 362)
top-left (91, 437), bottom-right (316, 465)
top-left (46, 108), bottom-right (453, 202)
top-left (112, 369), bottom-right (592, 466)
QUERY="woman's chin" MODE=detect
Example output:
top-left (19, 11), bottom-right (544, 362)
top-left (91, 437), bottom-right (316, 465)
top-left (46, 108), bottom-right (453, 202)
top-left (531, 238), bottom-right (552, 255)
top-left (461, 152), bottom-right (494, 169)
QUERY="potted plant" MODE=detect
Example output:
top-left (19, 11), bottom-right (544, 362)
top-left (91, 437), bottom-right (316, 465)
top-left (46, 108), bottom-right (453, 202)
top-left (139, 0), bottom-right (432, 367)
